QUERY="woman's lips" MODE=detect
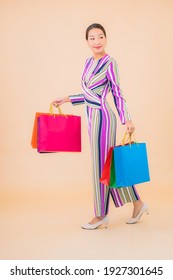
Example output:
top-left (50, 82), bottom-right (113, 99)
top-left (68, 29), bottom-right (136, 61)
top-left (94, 46), bottom-right (102, 49)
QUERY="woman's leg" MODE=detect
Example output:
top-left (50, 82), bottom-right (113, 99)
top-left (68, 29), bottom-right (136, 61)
top-left (109, 183), bottom-right (147, 223)
top-left (132, 199), bottom-right (144, 217)
top-left (86, 104), bottom-right (116, 223)
top-left (85, 105), bottom-right (145, 225)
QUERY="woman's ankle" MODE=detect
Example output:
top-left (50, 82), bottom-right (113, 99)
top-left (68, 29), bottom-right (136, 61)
top-left (133, 199), bottom-right (143, 207)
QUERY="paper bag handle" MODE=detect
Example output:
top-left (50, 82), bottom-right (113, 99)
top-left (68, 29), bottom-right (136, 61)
top-left (49, 104), bottom-right (67, 117)
top-left (121, 133), bottom-right (137, 146)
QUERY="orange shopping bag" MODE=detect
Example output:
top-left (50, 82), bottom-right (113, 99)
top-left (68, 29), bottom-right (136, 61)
top-left (31, 105), bottom-right (62, 148)
top-left (31, 112), bottom-right (50, 148)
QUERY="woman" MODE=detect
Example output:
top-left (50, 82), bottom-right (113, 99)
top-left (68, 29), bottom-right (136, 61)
top-left (52, 23), bottom-right (148, 229)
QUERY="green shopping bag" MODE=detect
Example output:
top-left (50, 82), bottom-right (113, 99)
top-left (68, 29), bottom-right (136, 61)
top-left (109, 150), bottom-right (117, 188)
top-left (100, 147), bottom-right (117, 188)
top-left (101, 133), bottom-right (142, 188)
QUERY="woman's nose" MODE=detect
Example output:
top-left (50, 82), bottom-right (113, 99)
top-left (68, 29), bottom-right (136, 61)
top-left (95, 38), bottom-right (100, 45)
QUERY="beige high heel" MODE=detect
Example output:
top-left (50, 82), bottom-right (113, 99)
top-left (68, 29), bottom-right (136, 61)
top-left (81, 216), bottom-right (109, 230)
top-left (126, 203), bottom-right (149, 224)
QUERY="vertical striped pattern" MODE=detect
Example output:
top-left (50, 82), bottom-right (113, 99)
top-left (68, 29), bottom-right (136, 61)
top-left (69, 54), bottom-right (140, 217)
top-left (106, 59), bottom-right (131, 124)
top-left (87, 101), bottom-right (139, 217)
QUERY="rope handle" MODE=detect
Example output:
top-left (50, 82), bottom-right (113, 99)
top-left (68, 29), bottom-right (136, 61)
top-left (120, 132), bottom-right (138, 147)
top-left (49, 104), bottom-right (67, 117)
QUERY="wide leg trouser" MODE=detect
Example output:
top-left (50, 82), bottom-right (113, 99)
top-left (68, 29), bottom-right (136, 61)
top-left (86, 102), bottom-right (140, 217)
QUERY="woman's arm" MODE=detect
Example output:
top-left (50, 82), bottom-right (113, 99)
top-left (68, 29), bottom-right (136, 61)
top-left (69, 94), bottom-right (85, 106)
top-left (52, 94), bottom-right (85, 107)
top-left (52, 96), bottom-right (70, 107)
top-left (106, 59), bottom-right (135, 133)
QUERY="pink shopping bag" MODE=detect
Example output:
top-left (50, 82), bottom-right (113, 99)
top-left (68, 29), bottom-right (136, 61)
top-left (37, 113), bottom-right (81, 153)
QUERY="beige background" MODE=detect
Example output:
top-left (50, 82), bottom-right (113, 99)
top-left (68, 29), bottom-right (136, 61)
top-left (0, 0), bottom-right (173, 259)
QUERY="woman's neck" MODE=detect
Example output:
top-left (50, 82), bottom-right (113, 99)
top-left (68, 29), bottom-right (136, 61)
top-left (93, 52), bottom-right (106, 60)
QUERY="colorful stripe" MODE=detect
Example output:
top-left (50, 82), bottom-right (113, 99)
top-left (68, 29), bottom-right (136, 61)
top-left (69, 94), bottom-right (85, 105)
top-left (106, 59), bottom-right (131, 124)
top-left (87, 101), bottom-right (139, 217)
top-left (69, 54), bottom-right (139, 217)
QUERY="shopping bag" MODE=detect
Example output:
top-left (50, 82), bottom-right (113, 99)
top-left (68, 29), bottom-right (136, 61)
top-left (31, 112), bottom-right (49, 148)
top-left (31, 105), bottom-right (81, 152)
top-left (100, 147), bottom-right (117, 188)
top-left (31, 105), bottom-right (64, 148)
top-left (113, 135), bottom-right (150, 187)
top-left (100, 147), bottom-right (113, 186)
top-left (109, 151), bottom-right (118, 188)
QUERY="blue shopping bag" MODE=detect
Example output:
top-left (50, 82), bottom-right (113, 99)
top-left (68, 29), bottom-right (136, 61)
top-left (113, 142), bottom-right (150, 187)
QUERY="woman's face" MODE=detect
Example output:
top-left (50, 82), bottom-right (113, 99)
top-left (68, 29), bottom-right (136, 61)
top-left (87, 28), bottom-right (107, 58)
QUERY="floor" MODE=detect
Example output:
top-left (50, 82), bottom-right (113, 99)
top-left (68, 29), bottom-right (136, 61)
top-left (0, 183), bottom-right (173, 260)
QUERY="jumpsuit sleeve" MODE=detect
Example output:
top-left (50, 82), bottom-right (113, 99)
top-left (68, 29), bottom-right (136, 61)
top-left (69, 94), bottom-right (85, 106)
top-left (106, 59), bottom-right (132, 124)
top-left (68, 58), bottom-right (91, 106)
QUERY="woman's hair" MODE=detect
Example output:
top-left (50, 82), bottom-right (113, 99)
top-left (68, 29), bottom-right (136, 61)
top-left (85, 23), bottom-right (106, 40)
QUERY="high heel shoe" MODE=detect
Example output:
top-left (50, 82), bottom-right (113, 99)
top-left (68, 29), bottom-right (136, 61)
top-left (126, 203), bottom-right (149, 224)
top-left (81, 216), bottom-right (109, 230)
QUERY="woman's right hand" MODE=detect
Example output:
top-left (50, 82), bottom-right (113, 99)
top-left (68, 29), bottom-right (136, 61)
top-left (52, 96), bottom-right (70, 107)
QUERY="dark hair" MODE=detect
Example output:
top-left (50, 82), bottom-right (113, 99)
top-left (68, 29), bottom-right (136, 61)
top-left (85, 23), bottom-right (106, 40)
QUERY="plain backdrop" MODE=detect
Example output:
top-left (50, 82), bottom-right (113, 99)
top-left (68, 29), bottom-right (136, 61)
top-left (1, 0), bottom-right (173, 191)
top-left (0, 0), bottom-right (173, 260)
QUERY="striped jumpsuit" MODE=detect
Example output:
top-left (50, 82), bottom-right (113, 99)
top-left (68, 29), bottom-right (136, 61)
top-left (69, 54), bottom-right (140, 217)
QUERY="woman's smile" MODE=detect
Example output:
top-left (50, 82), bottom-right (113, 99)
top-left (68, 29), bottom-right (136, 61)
top-left (94, 46), bottom-right (102, 49)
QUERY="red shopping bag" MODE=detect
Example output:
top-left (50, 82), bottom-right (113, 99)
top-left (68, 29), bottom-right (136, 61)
top-left (100, 133), bottom-right (150, 188)
top-left (100, 135), bottom-right (132, 187)
top-left (100, 147), bottom-right (114, 186)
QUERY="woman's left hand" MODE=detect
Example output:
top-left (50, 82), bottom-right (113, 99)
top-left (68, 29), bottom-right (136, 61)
top-left (125, 120), bottom-right (135, 134)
